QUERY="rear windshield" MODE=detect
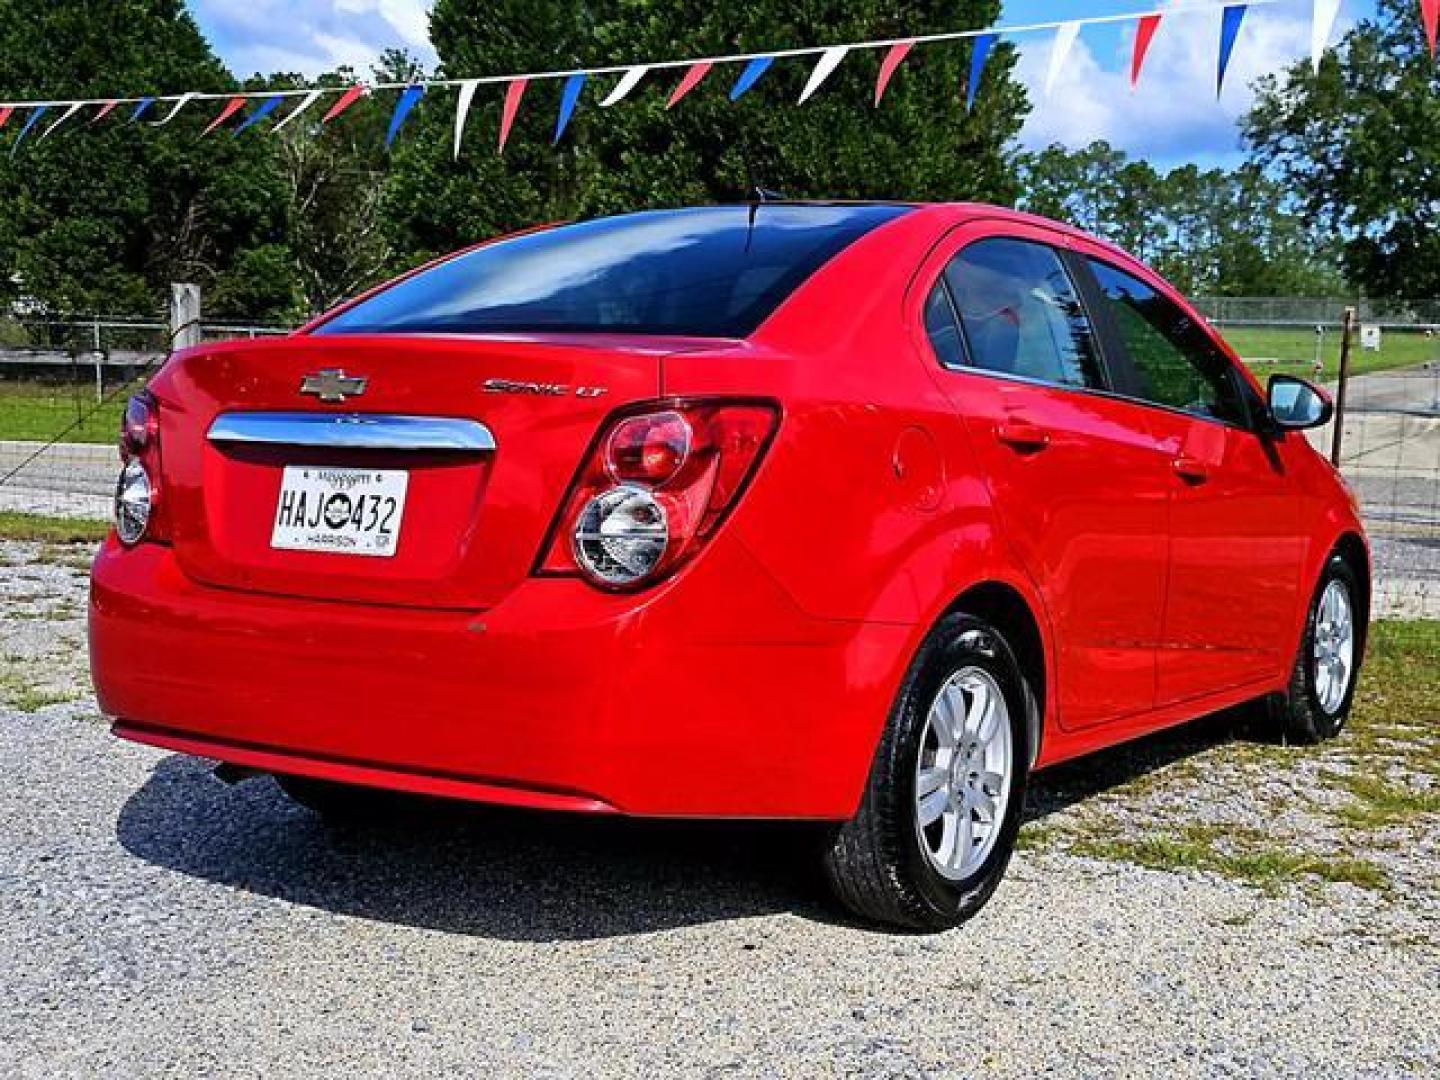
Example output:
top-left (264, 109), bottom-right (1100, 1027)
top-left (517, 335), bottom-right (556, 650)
top-left (313, 204), bottom-right (911, 339)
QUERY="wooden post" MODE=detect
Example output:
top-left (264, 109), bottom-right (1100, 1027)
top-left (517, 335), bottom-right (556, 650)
top-left (1329, 306), bottom-right (1356, 466)
top-left (169, 283), bottom-right (202, 351)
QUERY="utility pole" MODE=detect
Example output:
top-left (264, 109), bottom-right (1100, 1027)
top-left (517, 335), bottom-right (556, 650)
top-left (169, 283), bottom-right (202, 351)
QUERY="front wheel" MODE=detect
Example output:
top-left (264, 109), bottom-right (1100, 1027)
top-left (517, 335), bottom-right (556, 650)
top-left (822, 613), bottom-right (1030, 931)
top-left (1271, 554), bottom-right (1363, 743)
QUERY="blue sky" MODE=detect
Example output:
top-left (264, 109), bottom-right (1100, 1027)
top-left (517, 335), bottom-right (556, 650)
top-left (188, 1), bottom-right (1377, 170)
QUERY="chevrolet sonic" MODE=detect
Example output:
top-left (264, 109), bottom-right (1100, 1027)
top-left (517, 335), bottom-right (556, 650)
top-left (89, 203), bottom-right (1367, 930)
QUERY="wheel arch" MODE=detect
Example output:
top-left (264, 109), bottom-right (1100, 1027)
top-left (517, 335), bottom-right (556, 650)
top-left (1331, 530), bottom-right (1371, 654)
top-left (944, 580), bottom-right (1048, 767)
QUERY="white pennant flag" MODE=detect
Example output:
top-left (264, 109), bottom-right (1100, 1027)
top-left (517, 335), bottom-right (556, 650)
top-left (1045, 22), bottom-right (1081, 98)
top-left (1311, 0), bottom-right (1342, 72)
top-left (600, 66), bottom-right (647, 106)
top-left (38, 101), bottom-right (84, 141)
top-left (453, 79), bottom-right (479, 159)
top-left (799, 46), bottom-right (848, 103)
top-left (151, 92), bottom-right (197, 126)
top-left (271, 89), bottom-right (323, 133)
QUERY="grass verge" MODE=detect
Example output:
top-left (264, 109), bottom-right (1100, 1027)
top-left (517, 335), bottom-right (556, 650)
top-left (0, 511), bottom-right (109, 544)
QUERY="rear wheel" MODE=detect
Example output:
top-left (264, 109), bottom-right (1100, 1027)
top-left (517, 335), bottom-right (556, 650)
top-left (1271, 554), bottom-right (1362, 743)
top-left (822, 613), bottom-right (1030, 931)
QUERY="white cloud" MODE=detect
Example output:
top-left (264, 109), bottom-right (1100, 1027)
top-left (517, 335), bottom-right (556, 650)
top-left (191, 0), bottom-right (436, 78)
top-left (1012, 3), bottom-right (1347, 165)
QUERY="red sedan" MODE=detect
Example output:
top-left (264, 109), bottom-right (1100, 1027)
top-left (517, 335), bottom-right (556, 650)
top-left (90, 203), bottom-right (1367, 930)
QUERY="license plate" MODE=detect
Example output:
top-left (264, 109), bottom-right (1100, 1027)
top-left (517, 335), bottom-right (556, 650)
top-left (271, 466), bottom-right (408, 557)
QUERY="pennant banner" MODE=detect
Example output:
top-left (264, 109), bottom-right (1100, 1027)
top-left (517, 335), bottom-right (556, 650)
top-left (1311, 0), bottom-right (1341, 72)
top-left (38, 102), bottom-right (84, 142)
top-left (555, 73), bottom-right (586, 143)
top-left (1424, 0), bottom-right (1440, 58)
top-left (322, 84), bottom-right (367, 124)
top-left (499, 78), bottom-right (527, 152)
top-left (1217, 5), bottom-right (1248, 98)
top-left (799, 46), bottom-right (848, 104)
top-left (1045, 22), bottom-right (1081, 99)
top-left (0, 0), bottom-right (1347, 159)
top-left (730, 57), bottom-right (774, 101)
top-left (385, 85), bottom-right (424, 148)
top-left (201, 95), bottom-right (247, 136)
top-left (966, 33), bottom-right (996, 111)
top-left (874, 41), bottom-right (913, 107)
top-left (1132, 14), bottom-right (1163, 88)
top-left (667, 62), bottom-right (712, 108)
top-left (272, 89), bottom-right (323, 133)
top-left (600, 66), bottom-right (647, 107)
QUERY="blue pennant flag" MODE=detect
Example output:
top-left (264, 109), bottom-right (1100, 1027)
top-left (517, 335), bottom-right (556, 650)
top-left (385, 84), bottom-right (425, 148)
top-left (234, 95), bottom-right (284, 134)
top-left (966, 34), bottom-right (996, 111)
top-left (1217, 5), bottom-right (1248, 97)
top-left (729, 57), bottom-right (774, 101)
top-left (129, 97), bottom-right (155, 122)
top-left (554, 73), bottom-right (586, 143)
top-left (12, 105), bottom-right (48, 154)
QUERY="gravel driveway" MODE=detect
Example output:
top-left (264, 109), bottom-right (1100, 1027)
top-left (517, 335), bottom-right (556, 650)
top-left (3, 540), bottom-right (1438, 1079)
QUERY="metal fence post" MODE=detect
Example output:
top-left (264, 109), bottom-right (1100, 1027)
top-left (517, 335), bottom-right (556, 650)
top-left (1330, 306), bottom-right (1356, 466)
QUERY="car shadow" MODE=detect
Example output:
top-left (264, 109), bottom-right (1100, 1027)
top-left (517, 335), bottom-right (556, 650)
top-left (117, 709), bottom-right (1254, 941)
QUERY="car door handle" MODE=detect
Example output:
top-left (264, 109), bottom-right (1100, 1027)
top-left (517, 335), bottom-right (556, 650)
top-left (995, 420), bottom-right (1050, 452)
top-left (1171, 456), bottom-right (1210, 484)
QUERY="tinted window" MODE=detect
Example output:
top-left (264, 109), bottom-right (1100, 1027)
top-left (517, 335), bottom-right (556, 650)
top-left (943, 239), bottom-right (1103, 389)
top-left (923, 283), bottom-right (965, 368)
top-left (314, 205), bottom-right (911, 339)
top-left (1088, 260), bottom-right (1249, 427)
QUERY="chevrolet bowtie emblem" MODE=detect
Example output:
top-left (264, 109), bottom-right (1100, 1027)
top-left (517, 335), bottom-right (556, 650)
top-left (300, 369), bottom-right (368, 403)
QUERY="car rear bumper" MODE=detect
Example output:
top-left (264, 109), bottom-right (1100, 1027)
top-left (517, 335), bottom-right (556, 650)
top-left (90, 537), bottom-right (912, 818)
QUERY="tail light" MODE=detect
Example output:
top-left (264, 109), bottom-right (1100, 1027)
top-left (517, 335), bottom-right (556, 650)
top-left (114, 390), bottom-right (166, 545)
top-left (538, 400), bottom-right (779, 590)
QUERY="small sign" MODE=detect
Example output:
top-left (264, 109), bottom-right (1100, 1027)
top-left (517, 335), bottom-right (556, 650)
top-left (1360, 324), bottom-right (1382, 351)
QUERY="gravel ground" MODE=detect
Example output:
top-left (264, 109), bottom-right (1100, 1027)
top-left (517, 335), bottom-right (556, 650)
top-left (2, 541), bottom-right (1438, 1079)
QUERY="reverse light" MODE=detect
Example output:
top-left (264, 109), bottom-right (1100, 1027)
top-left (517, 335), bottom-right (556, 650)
top-left (539, 400), bottom-right (779, 590)
top-left (114, 460), bottom-right (153, 545)
top-left (114, 391), bottom-right (164, 545)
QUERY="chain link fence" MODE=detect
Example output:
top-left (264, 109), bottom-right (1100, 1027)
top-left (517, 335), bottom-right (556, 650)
top-left (2, 300), bottom-right (1436, 617)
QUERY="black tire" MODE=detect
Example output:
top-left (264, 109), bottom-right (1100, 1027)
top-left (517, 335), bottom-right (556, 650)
top-left (275, 774), bottom-right (392, 824)
top-left (1270, 553), bottom-right (1364, 744)
top-left (822, 613), bottom-right (1031, 931)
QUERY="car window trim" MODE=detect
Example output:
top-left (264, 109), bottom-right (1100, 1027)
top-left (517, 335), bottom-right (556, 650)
top-left (1072, 251), bottom-right (1261, 435)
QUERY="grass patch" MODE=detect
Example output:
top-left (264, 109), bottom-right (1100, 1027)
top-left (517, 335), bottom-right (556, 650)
top-left (1335, 773), bottom-right (1440, 829)
top-left (0, 667), bottom-right (80, 713)
top-left (1071, 829), bottom-right (1390, 894)
top-left (0, 379), bottom-right (133, 444)
top-left (0, 512), bottom-right (108, 544)
top-left (1226, 327), bottom-right (1439, 381)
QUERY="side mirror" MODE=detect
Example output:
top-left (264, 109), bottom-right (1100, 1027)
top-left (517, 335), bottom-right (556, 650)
top-left (1267, 374), bottom-right (1333, 431)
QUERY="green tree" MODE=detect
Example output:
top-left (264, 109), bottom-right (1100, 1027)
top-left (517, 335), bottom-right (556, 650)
top-left (0, 0), bottom-right (296, 320)
top-left (380, 0), bottom-right (1028, 265)
top-left (1244, 0), bottom-right (1440, 299)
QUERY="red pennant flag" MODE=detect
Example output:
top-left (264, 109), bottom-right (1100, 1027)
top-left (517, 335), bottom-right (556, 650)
top-left (1424, 0), bottom-right (1440, 57)
top-left (1131, 14), bottom-right (1163, 88)
top-left (322, 83), bottom-right (367, 124)
top-left (202, 95), bottom-right (247, 135)
top-left (667, 62), bottom-right (713, 108)
top-left (0, 107), bottom-right (12, 130)
top-left (874, 41), bottom-right (914, 106)
top-left (499, 78), bottom-right (527, 152)
top-left (90, 100), bottom-right (120, 124)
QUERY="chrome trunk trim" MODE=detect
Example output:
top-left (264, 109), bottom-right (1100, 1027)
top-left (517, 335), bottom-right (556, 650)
top-left (207, 412), bottom-right (496, 452)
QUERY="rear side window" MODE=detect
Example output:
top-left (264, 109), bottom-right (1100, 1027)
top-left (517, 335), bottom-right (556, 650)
top-left (941, 239), bottom-right (1103, 390)
top-left (923, 284), bottom-right (966, 368)
top-left (314, 205), bottom-right (911, 339)
top-left (1087, 260), bottom-right (1250, 427)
